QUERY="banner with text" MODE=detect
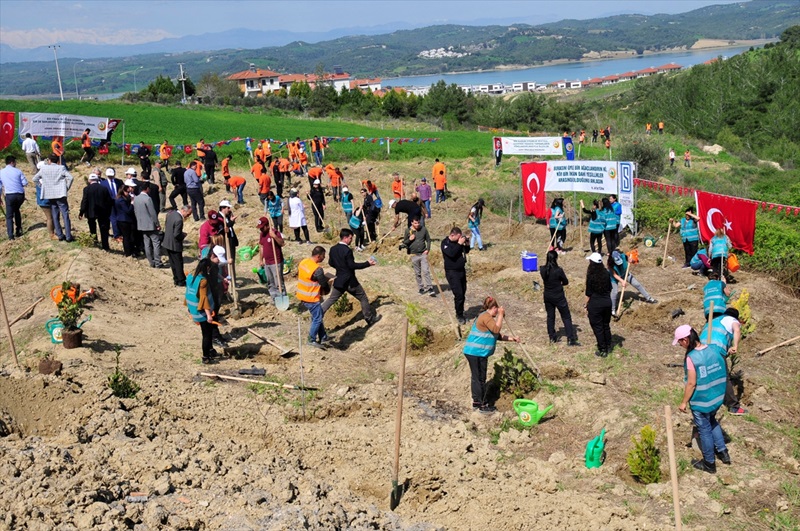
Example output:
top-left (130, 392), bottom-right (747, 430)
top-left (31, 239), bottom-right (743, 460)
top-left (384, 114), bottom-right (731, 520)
top-left (543, 161), bottom-right (619, 194)
top-left (19, 112), bottom-right (109, 139)
top-left (618, 161), bottom-right (635, 230)
top-left (500, 136), bottom-right (563, 156)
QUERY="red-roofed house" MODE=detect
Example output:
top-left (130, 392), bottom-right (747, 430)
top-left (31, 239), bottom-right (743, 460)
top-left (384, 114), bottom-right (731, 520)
top-left (636, 67), bottom-right (659, 77)
top-left (656, 63), bottom-right (682, 74)
top-left (227, 64), bottom-right (281, 97)
top-left (350, 78), bottom-right (382, 92)
top-left (618, 71), bottom-right (638, 81)
top-left (601, 75), bottom-right (620, 85)
top-left (279, 72), bottom-right (353, 92)
top-left (703, 58), bottom-right (719, 65)
top-left (583, 77), bottom-right (604, 87)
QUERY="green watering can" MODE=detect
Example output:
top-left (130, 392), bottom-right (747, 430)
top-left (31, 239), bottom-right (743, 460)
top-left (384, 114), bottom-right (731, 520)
top-left (45, 315), bottom-right (91, 344)
top-left (252, 266), bottom-right (269, 285)
top-left (512, 399), bottom-right (553, 426)
top-left (585, 428), bottom-right (607, 469)
top-left (237, 245), bottom-right (259, 262)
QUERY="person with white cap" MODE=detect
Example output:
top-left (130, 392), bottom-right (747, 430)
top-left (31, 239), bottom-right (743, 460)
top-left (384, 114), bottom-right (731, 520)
top-left (673, 324), bottom-right (730, 473)
top-left (584, 252), bottom-right (613, 357)
top-left (307, 179), bottom-right (326, 232)
top-left (78, 171), bottom-right (113, 251)
top-left (340, 186), bottom-right (354, 218)
top-left (218, 199), bottom-right (239, 278)
top-left (389, 197), bottom-right (422, 229)
top-left (608, 249), bottom-right (657, 311)
top-left (288, 189), bottom-right (310, 243)
top-left (101, 167), bottom-right (124, 239)
top-left (199, 243), bottom-right (229, 349)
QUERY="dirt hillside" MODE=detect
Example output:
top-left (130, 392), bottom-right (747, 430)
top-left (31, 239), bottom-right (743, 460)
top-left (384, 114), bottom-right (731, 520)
top-left (1, 157), bottom-right (798, 530)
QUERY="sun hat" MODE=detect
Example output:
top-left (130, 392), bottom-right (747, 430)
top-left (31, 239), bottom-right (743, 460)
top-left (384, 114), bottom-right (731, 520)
top-left (105, 168), bottom-right (115, 176)
top-left (212, 245), bottom-right (228, 265)
top-left (389, 199), bottom-right (397, 208)
top-left (125, 168), bottom-right (137, 175)
top-left (586, 252), bottom-right (602, 264)
top-left (219, 200), bottom-right (232, 209)
top-left (313, 179), bottom-right (321, 185)
top-left (672, 325), bottom-right (692, 346)
top-left (123, 178), bottom-right (137, 187)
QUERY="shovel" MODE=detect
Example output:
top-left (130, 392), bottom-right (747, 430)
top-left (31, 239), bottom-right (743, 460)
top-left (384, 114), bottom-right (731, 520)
top-left (309, 198), bottom-right (331, 237)
top-left (656, 284), bottom-right (696, 296)
top-left (390, 318), bottom-right (409, 510)
top-left (266, 216), bottom-right (290, 311)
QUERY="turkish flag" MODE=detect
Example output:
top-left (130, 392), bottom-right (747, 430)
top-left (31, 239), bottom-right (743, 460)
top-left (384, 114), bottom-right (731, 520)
top-left (695, 191), bottom-right (757, 255)
top-left (521, 161), bottom-right (548, 218)
top-left (0, 111), bottom-right (15, 152)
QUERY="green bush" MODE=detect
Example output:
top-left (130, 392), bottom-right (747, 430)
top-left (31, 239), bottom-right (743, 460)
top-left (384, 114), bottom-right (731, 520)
top-left (492, 348), bottom-right (539, 399)
top-left (617, 136), bottom-right (665, 180)
top-left (627, 425), bottom-right (662, 484)
top-left (108, 347), bottom-right (140, 399)
top-left (331, 293), bottom-right (353, 317)
top-left (409, 326), bottom-right (433, 351)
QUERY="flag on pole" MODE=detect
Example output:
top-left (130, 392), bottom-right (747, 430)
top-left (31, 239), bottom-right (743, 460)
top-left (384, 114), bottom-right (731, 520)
top-left (0, 112), bottom-right (15, 152)
top-left (695, 190), bottom-right (757, 255)
top-left (520, 161), bottom-right (549, 218)
top-left (564, 136), bottom-right (575, 160)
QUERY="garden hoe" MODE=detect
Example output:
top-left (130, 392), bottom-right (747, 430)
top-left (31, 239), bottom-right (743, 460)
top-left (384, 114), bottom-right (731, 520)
top-left (389, 319), bottom-right (409, 510)
top-left (656, 284), bottom-right (696, 297)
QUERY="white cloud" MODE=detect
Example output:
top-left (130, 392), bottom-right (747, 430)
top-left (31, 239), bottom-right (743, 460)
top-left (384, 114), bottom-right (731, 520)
top-left (0, 27), bottom-right (174, 48)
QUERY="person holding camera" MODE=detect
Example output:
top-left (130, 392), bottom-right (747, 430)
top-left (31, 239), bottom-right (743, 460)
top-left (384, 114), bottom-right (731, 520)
top-left (403, 215), bottom-right (435, 297)
top-left (442, 226), bottom-right (471, 324)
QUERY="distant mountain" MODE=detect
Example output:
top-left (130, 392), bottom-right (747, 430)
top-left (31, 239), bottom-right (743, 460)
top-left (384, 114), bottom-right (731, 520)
top-left (1, 0), bottom-right (797, 97)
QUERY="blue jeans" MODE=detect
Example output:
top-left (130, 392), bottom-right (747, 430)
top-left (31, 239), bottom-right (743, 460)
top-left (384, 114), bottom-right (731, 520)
top-left (423, 199), bottom-right (431, 218)
top-left (236, 182), bottom-right (246, 204)
top-left (304, 301), bottom-right (327, 342)
top-left (314, 151), bottom-right (322, 166)
top-left (470, 226), bottom-right (483, 250)
top-left (435, 189), bottom-right (445, 203)
top-left (692, 407), bottom-right (726, 464)
top-left (50, 197), bottom-right (72, 240)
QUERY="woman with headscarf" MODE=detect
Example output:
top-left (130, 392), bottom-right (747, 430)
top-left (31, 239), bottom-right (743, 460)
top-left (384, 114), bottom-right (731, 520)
top-left (602, 197), bottom-right (618, 254)
top-left (584, 252), bottom-right (613, 357)
top-left (288, 188), bottom-right (310, 243)
top-left (581, 199), bottom-right (606, 254)
top-left (540, 250), bottom-right (579, 346)
top-left (307, 179), bottom-right (326, 232)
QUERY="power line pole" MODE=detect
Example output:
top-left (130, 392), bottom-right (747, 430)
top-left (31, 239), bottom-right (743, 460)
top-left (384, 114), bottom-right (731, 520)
top-left (178, 63), bottom-right (187, 104)
top-left (48, 44), bottom-right (64, 101)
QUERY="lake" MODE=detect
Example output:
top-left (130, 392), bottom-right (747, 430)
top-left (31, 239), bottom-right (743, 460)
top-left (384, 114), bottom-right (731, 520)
top-left (385, 45), bottom-right (757, 88)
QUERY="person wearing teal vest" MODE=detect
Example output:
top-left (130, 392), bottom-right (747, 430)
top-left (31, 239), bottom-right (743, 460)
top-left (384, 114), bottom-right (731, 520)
top-left (185, 258), bottom-right (219, 364)
top-left (699, 308), bottom-right (748, 416)
top-left (601, 197), bottom-right (618, 254)
top-left (703, 271), bottom-right (730, 318)
top-left (673, 325), bottom-right (729, 473)
top-left (708, 227), bottom-right (732, 278)
top-left (462, 297), bottom-right (519, 414)
top-left (608, 250), bottom-right (657, 311)
top-left (341, 186), bottom-right (354, 218)
top-left (671, 206), bottom-right (701, 268)
top-left (581, 199), bottom-right (606, 254)
top-left (549, 197), bottom-right (566, 253)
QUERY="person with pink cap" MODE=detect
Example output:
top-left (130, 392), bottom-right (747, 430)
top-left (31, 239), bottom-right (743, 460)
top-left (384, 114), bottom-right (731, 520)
top-left (673, 324), bottom-right (729, 473)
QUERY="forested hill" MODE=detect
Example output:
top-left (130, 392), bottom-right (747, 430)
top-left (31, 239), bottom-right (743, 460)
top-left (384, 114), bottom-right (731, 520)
top-left (1, 0), bottom-right (799, 96)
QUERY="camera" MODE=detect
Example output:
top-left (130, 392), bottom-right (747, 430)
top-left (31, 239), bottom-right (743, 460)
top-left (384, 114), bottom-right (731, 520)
top-left (398, 243), bottom-right (407, 251)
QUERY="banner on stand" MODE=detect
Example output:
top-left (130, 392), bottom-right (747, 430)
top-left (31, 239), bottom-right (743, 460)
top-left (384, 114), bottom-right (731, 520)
top-left (19, 112), bottom-right (109, 139)
top-left (500, 136), bottom-right (563, 156)
top-left (618, 161), bottom-right (635, 230)
top-left (544, 161), bottom-right (618, 194)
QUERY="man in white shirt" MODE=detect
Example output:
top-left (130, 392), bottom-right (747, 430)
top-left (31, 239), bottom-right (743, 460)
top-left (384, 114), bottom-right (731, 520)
top-left (21, 133), bottom-right (41, 172)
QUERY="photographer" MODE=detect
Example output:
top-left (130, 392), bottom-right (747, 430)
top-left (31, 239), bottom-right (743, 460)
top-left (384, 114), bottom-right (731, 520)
top-left (441, 226), bottom-right (470, 324)
top-left (403, 216), bottom-right (435, 297)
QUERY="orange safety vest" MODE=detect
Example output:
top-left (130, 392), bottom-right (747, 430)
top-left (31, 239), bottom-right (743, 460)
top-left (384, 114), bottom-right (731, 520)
top-left (392, 180), bottom-right (403, 198)
top-left (52, 139), bottom-right (64, 156)
top-left (311, 138), bottom-right (321, 152)
top-left (81, 133), bottom-right (91, 148)
top-left (196, 142), bottom-right (205, 158)
top-left (254, 147), bottom-right (264, 162)
top-left (222, 158), bottom-right (230, 177)
top-left (160, 144), bottom-right (171, 160)
top-left (296, 258), bottom-right (321, 302)
top-left (432, 162), bottom-right (446, 181)
top-left (308, 167), bottom-right (323, 180)
top-left (262, 141), bottom-right (271, 157)
top-left (299, 152), bottom-right (308, 166)
top-left (258, 174), bottom-right (271, 194)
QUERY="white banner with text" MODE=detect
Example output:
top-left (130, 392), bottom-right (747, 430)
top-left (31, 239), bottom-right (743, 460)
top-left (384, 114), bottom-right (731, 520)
top-left (543, 161), bottom-right (619, 194)
top-left (499, 136), bottom-right (564, 156)
top-left (19, 112), bottom-right (110, 139)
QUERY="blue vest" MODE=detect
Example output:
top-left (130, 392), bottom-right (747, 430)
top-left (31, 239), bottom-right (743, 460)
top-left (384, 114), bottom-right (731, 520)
top-left (680, 218), bottom-right (699, 242)
top-left (549, 207), bottom-right (563, 229)
top-left (588, 210), bottom-right (605, 234)
top-left (185, 273), bottom-right (214, 323)
top-left (703, 280), bottom-right (728, 316)
top-left (700, 316), bottom-right (732, 352)
top-left (685, 345), bottom-right (727, 413)
top-left (341, 193), bottom-right (353, 214)
top-left (604, 208), bottom-right (619, 229)
top-left (468, 210), bottom-right (481, 229)
top-left (690, 248), bottom-right (708, 269)
top-left (710, 235), bottom-right (729, 259)
top-left (267, 197), bottom-right (282, 218)
top-left (462, 313), bottom-right (498, 358)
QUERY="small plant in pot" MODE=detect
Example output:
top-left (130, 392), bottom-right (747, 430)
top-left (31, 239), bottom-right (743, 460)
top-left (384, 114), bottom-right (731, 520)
top-left (56, 281), bottom-right (90, 349)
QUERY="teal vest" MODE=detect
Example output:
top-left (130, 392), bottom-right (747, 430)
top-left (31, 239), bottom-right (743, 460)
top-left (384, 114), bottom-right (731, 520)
top-left (604, 208), bottom-right (619, 229)
top-left (185, 273), bottom-right (214, 323)
top-left (468, 211), bottom-right (481, 229)
top-left (611, 254), bottom-right (629, 283)
top-left (685, 345), bottom-right (727, 413)
top-left (267, 197), bottom-right (283, 218)
top-left (690, 249), bottom-right (708, 268)
top-left (549, 207), bottom-right (563, 229)
top-left (588, 210), bottom-right (605, 234)
top-left (703, 280), bottom-right (728, 316)
top-left (700, 316), bottom-right (732, 352)
top-left (462, 313), bottom-right (498, 358)
top-left (680, 218), bottom-right (699, 242)
top-left (341, 194), bottom-right (353, 214)
top-left (710, 235), bottom-right (729, 259)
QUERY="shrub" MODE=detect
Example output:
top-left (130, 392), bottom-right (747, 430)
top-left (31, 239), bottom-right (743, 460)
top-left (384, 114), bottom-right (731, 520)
top-left (75, 232), bottom-right (97, 248)
top-left (409, 326), bottom-right (433, 351)
top-left (56, 281), bottom-right (87, 330)
top-left (617, 136), bottom-right (666, 180)
top-left (492, 348), bottom-right (539, 399)
top-left (731, 289), bottom-right (756, 337)
top-left (331, 293), bottom-right (353, 317)
top-left (108, 346), bottom-right (140, 399)
top-left (627, 425), bottom-right (662, 484)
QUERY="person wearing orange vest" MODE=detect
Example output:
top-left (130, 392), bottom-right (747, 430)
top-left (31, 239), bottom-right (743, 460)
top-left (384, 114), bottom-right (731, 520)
top-left (288, 138), bottom-right (301, 162)
top-left (80, 128), bottom-right (95, 165)
top-left (196, 139), bottom-right (205, 163)
top-left (221, 154), bottom-right (232, 191)
top-left (307, 166), bottom-right (323, 190)
top-left (257, 170), bottom-right (271, 204)
top-left (391, 172), bottom-right (404, 200)
top-left (51, 136), bottom-right (65, 167)
top-left (432, 158), bottom-right (446, 181)
top-left (658, 121), bottom-right (664, 134)
top-left (645, 123), bottom-right (652, 135)
top-left (327, 166), bottom-right (342, 202)
top-left (298, 149), bottom-right (309, 174)
top-left (160, 139), bottom-right (172, 170)
top-left (254, 145), bottom-right (264, 166)
top-left (310, 135), bottom-right (323, 166)
top-left (261, 139), bottom-right (272, 165)
top-left (297, 245), bottom-right (331, 348)
top-left (684, 150), bottom-right (692, 168)
top-left (228, 175), bottom-right (246, 205)
top-left (433, 167), bottom-right (447, 203)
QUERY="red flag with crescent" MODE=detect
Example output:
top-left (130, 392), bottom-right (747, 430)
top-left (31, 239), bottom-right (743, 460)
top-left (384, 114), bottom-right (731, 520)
top-left (520, 161), bottom-right (548, 219)
top-left (0, 112), bottom-right (15, 152)
top-left (695, 190), bottom-right (757, 255)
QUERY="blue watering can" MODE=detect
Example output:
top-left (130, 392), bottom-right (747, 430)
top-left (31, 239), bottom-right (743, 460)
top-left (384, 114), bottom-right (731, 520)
top-left (512, 399), bottom-right (553, 426)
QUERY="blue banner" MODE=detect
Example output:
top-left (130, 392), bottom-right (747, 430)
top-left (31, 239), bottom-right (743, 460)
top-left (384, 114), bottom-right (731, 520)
top-left (564, 136), bottom-right (575, 160)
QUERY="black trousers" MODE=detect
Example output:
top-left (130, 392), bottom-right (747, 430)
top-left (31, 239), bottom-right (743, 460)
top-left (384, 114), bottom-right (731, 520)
top-left (366, 221), bottom-right (377, 241)
top-left (605, 229), bottom-right (618, 254)
top-left (312, 202), bottom-right (325, 231)
top-left (464, 354), bottom-right (489, 406)
top-left (187, 188), bottom-right (205, 221)
top-left (204, 164), bottom-right (215, 184)
top-left (544, 294), bottom-right (575, 341)
top-left (169, 186), bottom-right (188, 209)
top-left (167, 249), bottom-right (186, 285)
top-left (587, 296), bottom-right (612, 352)
top-left (723, 357), bottom-right (741, 410)
top-left (354, 225), bottom-right (366, 248)
top-left (293, 226), bottom-right (310, 242)
top-left (589, 232), bottom-right (603, 253)
top-left (140, 157), bottom-right (151, 175)
top-left (275, 173), bottom-right (285, 197)
top-left (445, 269), bottom-right (467, 319)
top-left (683, 239), bottom-right (699, 267)
top-left (549, 227), bottom-right (566, 249)
top-left (118, 220), bottom-right (135, 257)
top-left (87, 216), bottom-right (111, 250)
top-left (199, 320), bottom-right (217, 358)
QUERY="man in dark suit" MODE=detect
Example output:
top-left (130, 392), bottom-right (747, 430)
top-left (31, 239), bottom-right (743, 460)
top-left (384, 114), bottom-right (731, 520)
top-left (162, 205), bottom-right (191, 286)
top-left (321, 228), bottom-right (380, 326)
top-left (78, 173), bottom-right (114, 251)
top-left (101, 167), bottom-right (124, 239)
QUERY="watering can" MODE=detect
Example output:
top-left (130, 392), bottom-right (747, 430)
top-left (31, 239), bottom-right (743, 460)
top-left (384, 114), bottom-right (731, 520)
top-left (585, 428), bottom-right (607, 469)
top-left (643, 236), bottom-right (660, 248)
top-left (237, 245), bottom-right (259, 262)
top-left (512, 399), bottom-right (553, 426)
top-left (45, 315), bottom-right (91, 344)
top-left (252, 266), bottom-right (268, 285)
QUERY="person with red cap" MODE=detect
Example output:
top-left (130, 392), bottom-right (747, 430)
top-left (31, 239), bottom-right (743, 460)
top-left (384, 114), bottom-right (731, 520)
top-left (199, 210), bottom-right (224, 254)
top-left (257, 216), bottom-right (287, 303)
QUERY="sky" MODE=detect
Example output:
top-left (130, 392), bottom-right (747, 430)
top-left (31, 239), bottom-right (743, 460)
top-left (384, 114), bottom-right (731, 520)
top-left (0, 0), bottom-right (743, 49)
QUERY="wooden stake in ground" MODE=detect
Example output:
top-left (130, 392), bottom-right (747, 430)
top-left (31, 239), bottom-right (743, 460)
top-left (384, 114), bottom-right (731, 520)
top-left (199, 372), bottom-right (304, 390)
top-left (246, 327), bottom-right (293, 355)
top-left (664, 405), bottom-right (683, 531)
top-left (662, 222), bottom-right (672, 269)
top-left (491, 294), bottom-right (541, 380)
top-left (508, 198), bottom-right (513, 238)
top-left (297, 318), bottom-right (307, 421)
top-left (756, 335), bottom-right (800, 357)
top-left (0, 284), bottom-right (20, 368)
top-left (389, 318), bottom-right (409, 510)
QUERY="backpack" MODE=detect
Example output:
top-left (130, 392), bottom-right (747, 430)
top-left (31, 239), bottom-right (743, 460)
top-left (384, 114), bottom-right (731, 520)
top-left (185, 272), bottom-right (213, 323)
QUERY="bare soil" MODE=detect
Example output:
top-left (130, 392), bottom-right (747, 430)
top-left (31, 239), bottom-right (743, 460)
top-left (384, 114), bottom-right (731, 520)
top-left (1, 157), bottom-right (798, 530)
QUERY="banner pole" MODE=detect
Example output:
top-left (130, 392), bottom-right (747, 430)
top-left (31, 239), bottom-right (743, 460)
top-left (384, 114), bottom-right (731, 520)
top-left (121, 121), bottom-right (125, 166)
top-left (518, 166), bottom-right (522, 223)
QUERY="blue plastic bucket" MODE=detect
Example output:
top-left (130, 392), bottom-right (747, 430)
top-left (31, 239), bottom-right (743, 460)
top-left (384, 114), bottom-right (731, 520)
top-left (522, 253), bottom-right (538, 272)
